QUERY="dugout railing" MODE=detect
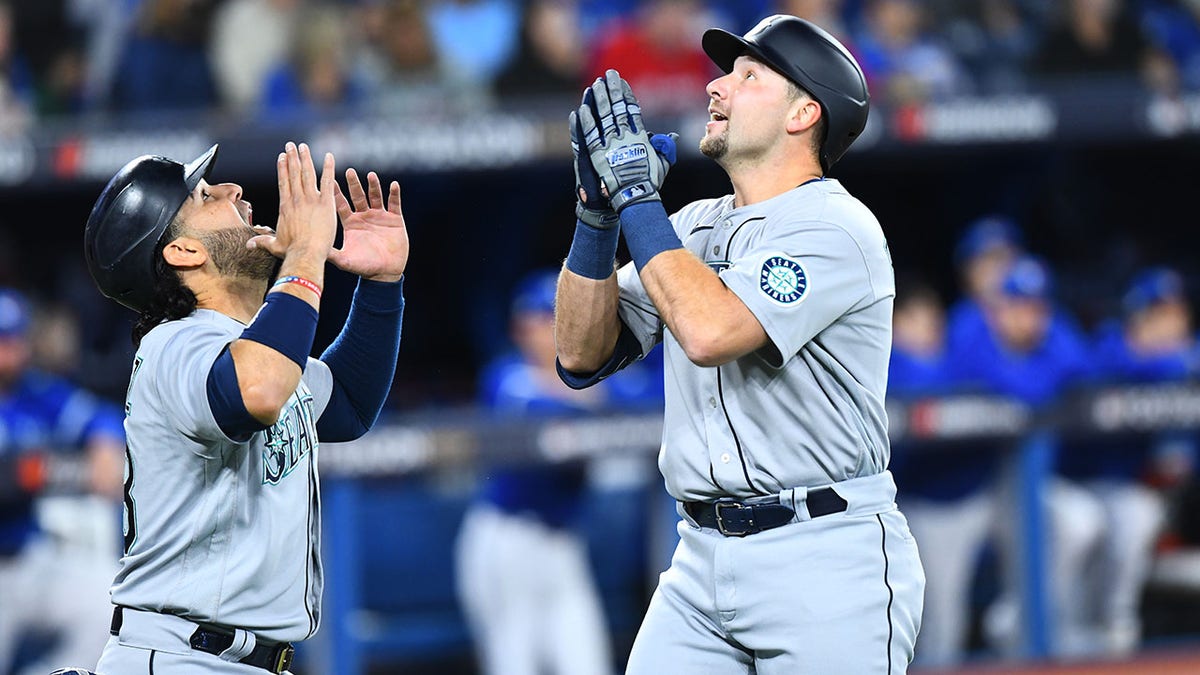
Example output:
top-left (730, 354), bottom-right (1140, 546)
top-left (302, 382), bottom-right (1200, 674)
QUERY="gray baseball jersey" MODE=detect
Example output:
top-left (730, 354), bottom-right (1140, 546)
top-left (617, 178), bottom-right (895, 501)
top-left (109, 309), bottom-right (333, 643)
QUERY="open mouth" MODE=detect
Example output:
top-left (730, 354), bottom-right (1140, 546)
top-left (709, 111), bottom-right (728, 122)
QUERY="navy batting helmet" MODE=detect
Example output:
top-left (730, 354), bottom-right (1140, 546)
top-left (83, 144), bottom-right (219, 313)
top-left (702, 15), bottom-right (869, 171)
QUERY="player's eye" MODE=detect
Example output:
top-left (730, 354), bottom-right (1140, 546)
top-left (201, 190), bottom-right (211, 201)
top-left (745, 70), bottom-right (756, 80)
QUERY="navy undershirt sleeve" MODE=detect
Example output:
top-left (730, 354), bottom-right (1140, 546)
top-left (316, 277), bottom-right (404, 442)
top-left (206, 346), bottom-right (269, 441)
top-left (556, 322), bottom-right (644, 390)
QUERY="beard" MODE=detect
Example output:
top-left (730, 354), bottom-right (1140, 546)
top-left (699, 130), bottom-right (728, 160)
top-left (200, 227), bottom-right (279, 282)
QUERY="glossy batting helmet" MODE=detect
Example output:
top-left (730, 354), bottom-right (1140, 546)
top-left (84, 144), bottom-right (219, 312)
top-left (702, 15), bottom-right (869, 171)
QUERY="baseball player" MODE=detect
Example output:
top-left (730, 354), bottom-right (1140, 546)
top-left (82, 141), bottom-right (408, 674)
top-left (456, 269), bottom-right (661, 675)
top-left (556, 15), bottom-right (924, 673)
top-left (1059, 267), bottom-right (1195, 655)
top-left (886, 279), bottom-right (995, 667)
top-left (951, 255), bottom-right (1106, 658)
top-left (0, 290), bottom-right (125, 675)
top-left (946, 215), bottom-right (1025, 357)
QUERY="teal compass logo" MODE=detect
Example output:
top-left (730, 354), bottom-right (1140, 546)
top-left (759, 256), bottom-right (808, 305)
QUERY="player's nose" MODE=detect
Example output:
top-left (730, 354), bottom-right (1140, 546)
top-left (210, 182), bottom-right (243, 202)
top-left (707, 75), bottom-right (728, 101)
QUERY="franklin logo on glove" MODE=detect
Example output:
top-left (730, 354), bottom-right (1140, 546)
top-left (607, 144), bottom-right (648, 167)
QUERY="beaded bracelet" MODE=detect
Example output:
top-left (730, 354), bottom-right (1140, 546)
top-left (273, 275), bottom-right (322, 299)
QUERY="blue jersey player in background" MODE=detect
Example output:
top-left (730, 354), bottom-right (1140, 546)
top-left (0, 288), bottom-right (126, 675)
top-left (456, 269), bottom-right (662, 675)
top-left (1058, 267), bottom-right (1197, 656)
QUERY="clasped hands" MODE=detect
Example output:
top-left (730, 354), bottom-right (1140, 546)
top-left (571, 69), bottom-right (679, 228)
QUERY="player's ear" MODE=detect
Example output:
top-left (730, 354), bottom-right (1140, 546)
top-left (161, 234), bottom-right (208, 269)
top-left (786, 98), bottom-right (821, 135)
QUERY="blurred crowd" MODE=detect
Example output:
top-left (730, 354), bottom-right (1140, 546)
top-left (890, 217), bottom-right (1200, 666)
top-left (1, 0), bottom-right (1200, 132)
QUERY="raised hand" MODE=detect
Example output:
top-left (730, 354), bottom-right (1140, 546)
top-left (570, 87), bottom-right (618, 230)
top-left (249, 142), bottom-right (337, 260)
top-left (576, 70), bottom-right (678, 212)
top-left (328, 168), bottom-right (409, 282)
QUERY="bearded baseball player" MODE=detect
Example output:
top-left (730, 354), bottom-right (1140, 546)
top-left (82, 142), bottom-right (407, 673)
top-left (556, 15), bottom-right (925, 673)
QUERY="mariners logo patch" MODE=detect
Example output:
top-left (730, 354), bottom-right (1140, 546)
top-left (759, 256), bottom-right (808, 305)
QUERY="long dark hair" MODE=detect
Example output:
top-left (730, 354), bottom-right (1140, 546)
top-left (131, 218), bottom-right (197, 348)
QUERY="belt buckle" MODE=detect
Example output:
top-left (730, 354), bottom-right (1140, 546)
top-left (272, 644), bottom-right (295, 673)
top-left (714, 501), bottom-right (758, 537)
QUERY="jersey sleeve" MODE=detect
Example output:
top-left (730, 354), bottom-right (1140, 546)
top-left (148, 323), bottom-right (244, 456)
top-left (616, 261), bottom-right (664, 357)
top-left (719, 221), bottom-right (880, 368)
top-left (302, 357), bottom-right (334, 418)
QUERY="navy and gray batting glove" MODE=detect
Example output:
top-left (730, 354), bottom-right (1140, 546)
top-left (571, 87), bottom-right (619, 230)
top-left (577, 70), bottom-right (678, 212)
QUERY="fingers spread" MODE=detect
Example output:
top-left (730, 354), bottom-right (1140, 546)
top-left (320, 152), bottom-right (336, 200)
top-left (346, 168), bottom-right (368, 211)
top-left (334, 182), bottom-right (353, 221)
top-left (388, 181), bottom-right (402, 215)
top-left (367, 171), bottom-right (383, 210)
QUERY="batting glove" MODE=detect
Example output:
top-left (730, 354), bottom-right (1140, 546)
top-left (577, 70), bottom-right (678, 213)
top-left (571, 87), bottom-right (619, 230)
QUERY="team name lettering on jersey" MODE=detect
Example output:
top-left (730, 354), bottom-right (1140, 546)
top-left (262, 389), bottom-right (317, 485)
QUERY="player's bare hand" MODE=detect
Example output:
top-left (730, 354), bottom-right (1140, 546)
top-left (328, 168), bottom-right (409, 282)
top-left (248, 142), bottom-right (337, 260)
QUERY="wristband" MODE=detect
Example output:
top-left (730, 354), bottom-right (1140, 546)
top-left (565, 220), bottom-right (620, 280)
top-left (273, 275), bottom-right (322, 299)
top-left (620, 202), bottom-right (683, 272)
top-left (240, 292), bottom-right (319, 370)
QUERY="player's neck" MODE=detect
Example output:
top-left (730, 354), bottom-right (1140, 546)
top-left (727, 155), bottom-right (822, 208)
top-left (190, 276), bottom-right (272, 324)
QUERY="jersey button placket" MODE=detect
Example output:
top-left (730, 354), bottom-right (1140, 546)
top-left (702, 373), bottom-right (739, 489)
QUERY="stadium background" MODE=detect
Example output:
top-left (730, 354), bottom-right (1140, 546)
top-left (4, 0), bottom-right (1200, 673)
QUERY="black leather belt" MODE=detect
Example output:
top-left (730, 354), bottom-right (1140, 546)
top-left (684, 486), bottom-right (848, 537)
top-left (111, 606), bottom-right (295, 674)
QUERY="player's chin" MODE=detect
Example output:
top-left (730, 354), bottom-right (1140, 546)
top-left (699, 134), bottom-right (727, 160)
